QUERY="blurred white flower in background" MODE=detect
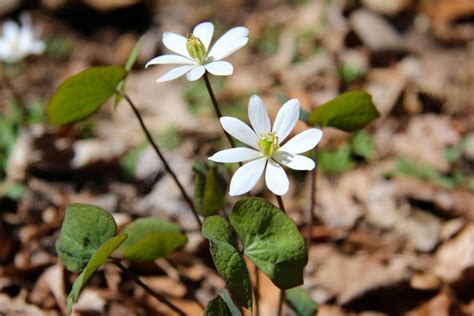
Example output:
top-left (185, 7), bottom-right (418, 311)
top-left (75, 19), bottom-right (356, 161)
top-left (0, 13), bottom-right (45, 64)
top-left (209, 95), bottom-right (323, 196)
top-left (146, 21), bottom-right (249, 82)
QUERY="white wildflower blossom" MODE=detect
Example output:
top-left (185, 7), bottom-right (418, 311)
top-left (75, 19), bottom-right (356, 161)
top-left (145, 21), bottom-right (249, 82)
top-left (209, 95), bottom-right (323, 196)
top-left (0, 13), bottom-right (45, 64)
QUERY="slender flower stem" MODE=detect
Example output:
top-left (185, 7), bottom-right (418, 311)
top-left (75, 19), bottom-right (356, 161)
top-left (306, 149), bottom-right (318, 250)
top-left (276, 195), bottom-right (286, 213)
top-left (110, 258), bottom-right (186, 315)
top-left (202, 73), bottom-right (236, 148)
top-left (276, 289), bottom-right (285, 316)
top-left (253, 264), bottom-right (260, 316)
top-left (120, 92), bottom-right (202, 228)
top-left (1, 65), bottom-right (28, 123)
top-left (275, 195), bottom-right (286, 315)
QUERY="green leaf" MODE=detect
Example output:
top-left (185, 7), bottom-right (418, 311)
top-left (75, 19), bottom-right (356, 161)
top-left (115, 36), bottom-right (144, 106)
top-left (222, 289), bottom-right (243, 316)
top-left (308, 91), bottom-right (379, 132)
top-left (125, 36), bottom-right (144, 72)
top-left (120, 218), bottom-right (187, 261)
top-left (285, 287), bottom-right (318, 316)
top-left (0, 182), bottom-right (25, 200)
top-left (318, 145), bottom-right (355, 174)
top-left (204, 296), bottom-right (232, 316)
top-left (230, 198), bottom-right (307, 290)
top-left (202, 216), bottom-right (253, 309)
top-left (67, 234), bottom-right (127, 314)
top-left (194, 163), bottom-right (227, 216)
top-left (56, 203), bottom-right (117, 272)
top-left (48, 66), bottom-right (127, 125)
top-left (351, 130), bottom-right (375, 160)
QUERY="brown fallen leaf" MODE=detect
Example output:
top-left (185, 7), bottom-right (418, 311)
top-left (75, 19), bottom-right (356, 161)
top-left (433, 225), bottom-right (474, 287)
top-left (406, 289), bottom-right (453, 316)
top-left (314, 252), bottom-right (410, 306)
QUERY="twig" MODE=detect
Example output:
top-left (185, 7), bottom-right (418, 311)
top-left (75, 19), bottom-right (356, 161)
top-left (120, 92), bottom-right (202, 228)
top-left (110, 258), bottom-right (186, 315)
top-left (202, 73), bottom-right (236, 148)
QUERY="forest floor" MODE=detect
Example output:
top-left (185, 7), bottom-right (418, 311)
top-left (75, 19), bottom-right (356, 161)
top-left (1, 0), bottom-right (473, 315)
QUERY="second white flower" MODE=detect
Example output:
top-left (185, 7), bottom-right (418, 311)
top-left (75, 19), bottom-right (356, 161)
top-left (209, 95), bottom-right (323, 196)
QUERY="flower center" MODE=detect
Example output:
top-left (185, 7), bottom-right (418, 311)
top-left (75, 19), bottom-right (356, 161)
top-left (186, 33), bottom-right (206, 64)
top-left (258, 132), bottom-right (279, 158)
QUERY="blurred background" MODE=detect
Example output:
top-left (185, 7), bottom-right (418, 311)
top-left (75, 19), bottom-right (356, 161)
top-left (0, 0), bottom-right (473, 315)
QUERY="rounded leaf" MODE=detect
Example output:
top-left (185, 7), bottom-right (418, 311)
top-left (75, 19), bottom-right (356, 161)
top-left (230, 198), bottom-right (307, 289)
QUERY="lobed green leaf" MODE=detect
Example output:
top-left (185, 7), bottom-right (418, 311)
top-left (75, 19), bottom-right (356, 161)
top-left (204, 296), bottom-right (232, 316)
top-left (202, 216), bottom-right (253, 309)
top-left (307, 91), bottom-right (379, 132)
top-left (120, 218), bottom-right (187, 261)
top-left (222, 289), bottom-right (243, 316)
top-left (48, 66), bottom-right (127, 125)
top-left (67, 234), bottom-right (127, 314)
top-left (56, 203), bottom-right (117, 272)
top-left (230, 198), bottom-right (307, 290)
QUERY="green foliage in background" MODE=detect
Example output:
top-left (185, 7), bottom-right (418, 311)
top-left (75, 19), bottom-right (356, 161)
top-left (308, 91), bottom-right (379, 132)
top-left (120, 218), bottom-right (187, 261)
top-left (193, 162), bottom-right (227, 217)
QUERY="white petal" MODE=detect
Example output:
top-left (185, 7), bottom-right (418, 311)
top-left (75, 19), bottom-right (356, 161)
top-left (265, 160), bottom-right (289, 196)
top-left (204, 61), bottom-right (233, 76)
top-left (272, 99), bottom-right (300, 142)
top-left (3, 21), bottom-right (19, 41)
top-left (208, 26), bottom-right (249, 60)
top-left (229, 157), bottom-right (266, 196)
top-left (162, 32), bottom-right (190, 58)
top-left (156, 65), bottom-right (195, 83)
top-left (280, 128), bottom-right (323, 154)
top-left (193, 22), bottom-right (214, 50)
top-left (18, 28), bottom-right (34, 51)
top-left (273, 152), bottom-right (315, 171)
top-left (209, 148), bottom-right (262, 163)
top-left (208, 38), bottom-right (248, 61)
top-left (186, 65), bottom-right (205, 81)
top-left (220, 117), bottom-right (259, 149)
top-left (30, 40), bottom-right (45, 55)
top-left (248, 95), bottom-right (270, 135)
top-left (145, 54), bottom-right (195, 68)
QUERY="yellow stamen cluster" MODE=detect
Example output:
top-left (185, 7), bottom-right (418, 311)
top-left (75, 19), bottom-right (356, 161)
top-left (186, 33), bottom-right (206, 64)
top-left (258, 132), bottom-right (279, 158)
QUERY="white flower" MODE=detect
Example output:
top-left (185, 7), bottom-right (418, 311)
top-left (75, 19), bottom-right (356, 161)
top-left (145, 22), bottom-right (249, 82)
top-left (0, 13), bottom-right (45, 64)
top-left (209, 95), bottom-right (323, 196)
